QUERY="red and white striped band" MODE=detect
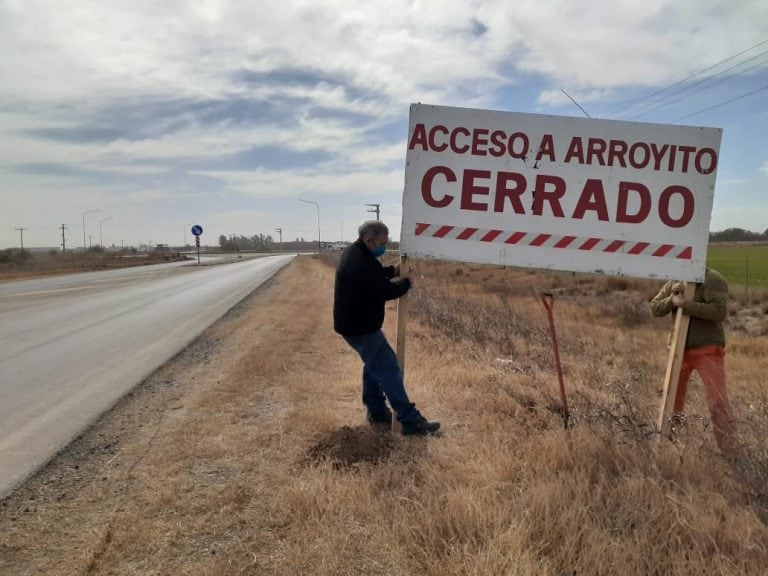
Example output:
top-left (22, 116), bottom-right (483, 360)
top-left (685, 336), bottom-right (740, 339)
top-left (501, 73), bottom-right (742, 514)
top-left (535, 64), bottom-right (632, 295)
top-left (414, 223), bottom-right (693, 260)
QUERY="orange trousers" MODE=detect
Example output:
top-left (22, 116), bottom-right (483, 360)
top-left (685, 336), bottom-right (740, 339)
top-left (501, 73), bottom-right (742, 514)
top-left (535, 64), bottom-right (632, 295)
top-left (674, 345), bottom-right (734, 453)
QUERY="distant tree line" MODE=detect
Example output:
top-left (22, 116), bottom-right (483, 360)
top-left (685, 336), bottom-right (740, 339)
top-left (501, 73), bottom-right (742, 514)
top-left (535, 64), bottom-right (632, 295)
top-left (709, 228), bottom-right (768, 242)
top-left (217, 234), bottom-right (319, 252)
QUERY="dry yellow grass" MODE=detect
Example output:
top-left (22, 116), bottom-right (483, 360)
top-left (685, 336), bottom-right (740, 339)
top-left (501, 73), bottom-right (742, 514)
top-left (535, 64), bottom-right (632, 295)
top-left (0, 255), bottom-right (766, 575)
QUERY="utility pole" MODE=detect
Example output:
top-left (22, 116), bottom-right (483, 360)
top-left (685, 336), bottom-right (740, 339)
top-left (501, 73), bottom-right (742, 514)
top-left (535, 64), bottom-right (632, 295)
top-left (99, 216), bottom-right (113, 248)
top-left (275, 228), bottom-right (283, 250)
top-left (60, 224), bottom-right (68, 252)
top-left (15, 227), bottom-right (29, 253)
top-left (365, 203), bottom-right (380, 221)
top-left (82, 209), bottom-right (99, 254)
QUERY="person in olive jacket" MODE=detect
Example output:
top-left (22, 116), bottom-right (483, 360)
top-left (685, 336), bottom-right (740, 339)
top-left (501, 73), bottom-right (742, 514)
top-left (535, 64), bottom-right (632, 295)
top-left (334, 221), bottom-right (440, 436)
top-left (650, 267), bottom-right (734, 454)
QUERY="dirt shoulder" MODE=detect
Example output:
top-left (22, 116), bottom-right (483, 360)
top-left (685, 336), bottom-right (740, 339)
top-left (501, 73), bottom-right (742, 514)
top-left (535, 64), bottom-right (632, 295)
top-left (0, 255), bottom-right (364, 574)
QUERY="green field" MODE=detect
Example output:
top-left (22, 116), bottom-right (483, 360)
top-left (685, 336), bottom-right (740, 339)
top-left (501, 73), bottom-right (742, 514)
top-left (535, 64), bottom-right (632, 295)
top-left (707, 244), bottom-right (768, 289)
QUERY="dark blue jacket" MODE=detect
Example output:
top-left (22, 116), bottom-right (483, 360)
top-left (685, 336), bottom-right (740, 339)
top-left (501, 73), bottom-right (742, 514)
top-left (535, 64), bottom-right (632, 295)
top-left (333, 240), bottom-right (411, 336)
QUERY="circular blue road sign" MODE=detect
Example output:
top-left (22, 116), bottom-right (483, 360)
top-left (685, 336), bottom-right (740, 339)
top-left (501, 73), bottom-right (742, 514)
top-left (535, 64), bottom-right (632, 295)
top-left (191, 224), bottom-right (203, 236)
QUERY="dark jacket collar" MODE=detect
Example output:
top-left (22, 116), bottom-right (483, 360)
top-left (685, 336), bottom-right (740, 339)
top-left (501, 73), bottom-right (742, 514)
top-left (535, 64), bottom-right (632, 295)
top-left (354, 238), bottom-right (372, 257)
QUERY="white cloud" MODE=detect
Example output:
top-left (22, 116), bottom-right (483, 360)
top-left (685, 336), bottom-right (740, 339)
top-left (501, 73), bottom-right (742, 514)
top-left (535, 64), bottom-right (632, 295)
top-left (538, 88), bottom-right (616, 109)
top-left (205, 209), bottom-right (271, 233)
top-left (3, 1), bottom-right (768, 108)
top-left (2, 1), bottom-right (768, 246)
top-left (193, 166), bottom-right (402, 198)
top-left (503, 1), bottom-right (768, 89)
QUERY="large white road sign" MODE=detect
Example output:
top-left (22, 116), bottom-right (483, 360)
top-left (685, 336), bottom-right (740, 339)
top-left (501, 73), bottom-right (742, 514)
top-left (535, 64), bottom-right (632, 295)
top-left (401, 104), bottom-right (722, 282)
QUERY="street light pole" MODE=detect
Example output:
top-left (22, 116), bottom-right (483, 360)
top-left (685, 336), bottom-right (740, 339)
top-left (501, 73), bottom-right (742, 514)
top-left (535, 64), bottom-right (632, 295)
top-left (299, 199), bottom-right (320, 253)
top-left (275, 228), bottom-right (283, 251)
top-left (82, 209), bottom-right (99, 254)
top-left (336, 219), bottom-right (343, 242)
top-left (99, 216), bottom-right (113, 248)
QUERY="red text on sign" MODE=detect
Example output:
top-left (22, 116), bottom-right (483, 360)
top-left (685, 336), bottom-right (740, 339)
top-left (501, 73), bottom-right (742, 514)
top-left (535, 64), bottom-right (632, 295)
top-left (408, 123), bottom-right (718, 175)
top-left (421, 166), bottom-right (695, 228)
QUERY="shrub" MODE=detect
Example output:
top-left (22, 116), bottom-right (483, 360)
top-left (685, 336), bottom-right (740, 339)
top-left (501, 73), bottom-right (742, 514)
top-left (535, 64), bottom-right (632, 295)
top-left (0, 248), bottom-right (30, 265)
top-left (606, 276), bottom-right (631, 291)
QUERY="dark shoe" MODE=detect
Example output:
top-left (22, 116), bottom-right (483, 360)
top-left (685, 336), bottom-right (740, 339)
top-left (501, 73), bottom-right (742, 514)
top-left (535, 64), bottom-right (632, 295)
top-left (401, 417), bottom-right (441, 436)
top-left (367, 411), bottom-right (393, 425)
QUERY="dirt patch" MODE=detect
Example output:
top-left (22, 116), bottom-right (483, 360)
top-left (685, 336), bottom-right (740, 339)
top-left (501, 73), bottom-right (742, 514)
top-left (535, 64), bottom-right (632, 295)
top-left (305, 425), bottom-right (396, 468)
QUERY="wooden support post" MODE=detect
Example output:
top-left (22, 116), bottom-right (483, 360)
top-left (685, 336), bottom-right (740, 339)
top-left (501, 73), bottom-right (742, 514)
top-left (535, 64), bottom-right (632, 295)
top-left (392, 255), bottom-right (409, 433)
top-left (657, 282), bottom-right (696, 439)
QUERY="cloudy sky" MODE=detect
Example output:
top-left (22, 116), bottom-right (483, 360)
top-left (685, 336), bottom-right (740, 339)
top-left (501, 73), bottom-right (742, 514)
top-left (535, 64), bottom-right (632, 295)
top-left (1, 0), bottom-right (767, 249)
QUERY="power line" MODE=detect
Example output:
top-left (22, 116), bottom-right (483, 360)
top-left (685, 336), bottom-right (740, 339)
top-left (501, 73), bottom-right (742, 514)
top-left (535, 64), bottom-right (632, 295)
top-left (613, 38), bottom-right (768, 119)
top-left (560, 89), bottom-right (592, 118)
top-left (670, 84), bottom-right (768, 123)
top-left (624, 48), bottom-right (768, 120)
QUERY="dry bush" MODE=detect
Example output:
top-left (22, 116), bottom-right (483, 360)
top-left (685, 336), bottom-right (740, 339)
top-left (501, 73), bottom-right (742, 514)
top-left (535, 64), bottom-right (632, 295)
top-left (407, 258), bottom-right (768, 505)
top-left (408, 286), bottom-right (543, 356)
top-left (730, 285), bottom-right (768, 307)
top-left (319, 250), bottom-right (341, 268)
top-left (518, 431), bottom-right (767, 576)
top-left (729, 391), bottom-right (768, 516)
top-left (605, 293), bottom-right (653, 327)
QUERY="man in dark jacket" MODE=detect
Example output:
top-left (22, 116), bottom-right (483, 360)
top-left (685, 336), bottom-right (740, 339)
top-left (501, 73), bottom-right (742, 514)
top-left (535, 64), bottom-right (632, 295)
top-left (334, 221), bottom-right (440, 436)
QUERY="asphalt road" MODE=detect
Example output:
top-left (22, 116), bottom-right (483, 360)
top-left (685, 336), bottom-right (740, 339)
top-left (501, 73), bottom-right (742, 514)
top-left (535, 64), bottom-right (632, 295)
top-left (0, 254), bottom-right (295, 497)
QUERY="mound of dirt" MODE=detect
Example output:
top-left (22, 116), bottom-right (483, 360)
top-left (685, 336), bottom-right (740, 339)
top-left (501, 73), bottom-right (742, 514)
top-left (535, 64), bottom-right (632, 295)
top-left (306, 425), bottom-right (395, 468)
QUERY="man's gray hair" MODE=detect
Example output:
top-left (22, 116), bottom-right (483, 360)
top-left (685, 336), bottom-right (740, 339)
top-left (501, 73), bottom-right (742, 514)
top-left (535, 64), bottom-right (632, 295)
top-left (358, 220), bottom-right (389, 240)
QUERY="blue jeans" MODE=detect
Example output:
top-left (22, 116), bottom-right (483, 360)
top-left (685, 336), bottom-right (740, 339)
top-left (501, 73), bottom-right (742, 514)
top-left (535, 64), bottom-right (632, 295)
top-left (342, 330), bottom-right (420, 423)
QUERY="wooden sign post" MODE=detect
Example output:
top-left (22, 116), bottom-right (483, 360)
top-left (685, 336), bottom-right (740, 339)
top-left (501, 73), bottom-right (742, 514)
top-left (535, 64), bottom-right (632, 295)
top-left (657, 282), bottom-right (696, 439)
top-left (392, 255), bottom-right (409, 433)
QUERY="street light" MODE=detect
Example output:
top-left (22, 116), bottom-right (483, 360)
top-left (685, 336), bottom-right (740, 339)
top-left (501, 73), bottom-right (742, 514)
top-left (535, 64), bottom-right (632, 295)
top-left (275, 228), bottom-right (283, 250)
top-left (336, 218), bottom-right (343, 243)
top-left (82, 209), bottom-right (100, 254)
top-left (299, 199), bottom-right (320, 253)
top-left (99, 216), bottom-right (113, 248)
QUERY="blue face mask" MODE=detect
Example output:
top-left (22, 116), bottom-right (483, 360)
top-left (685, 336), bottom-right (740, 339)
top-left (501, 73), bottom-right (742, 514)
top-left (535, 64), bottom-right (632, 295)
top-left (370, 244), bottom-right (386, 257)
